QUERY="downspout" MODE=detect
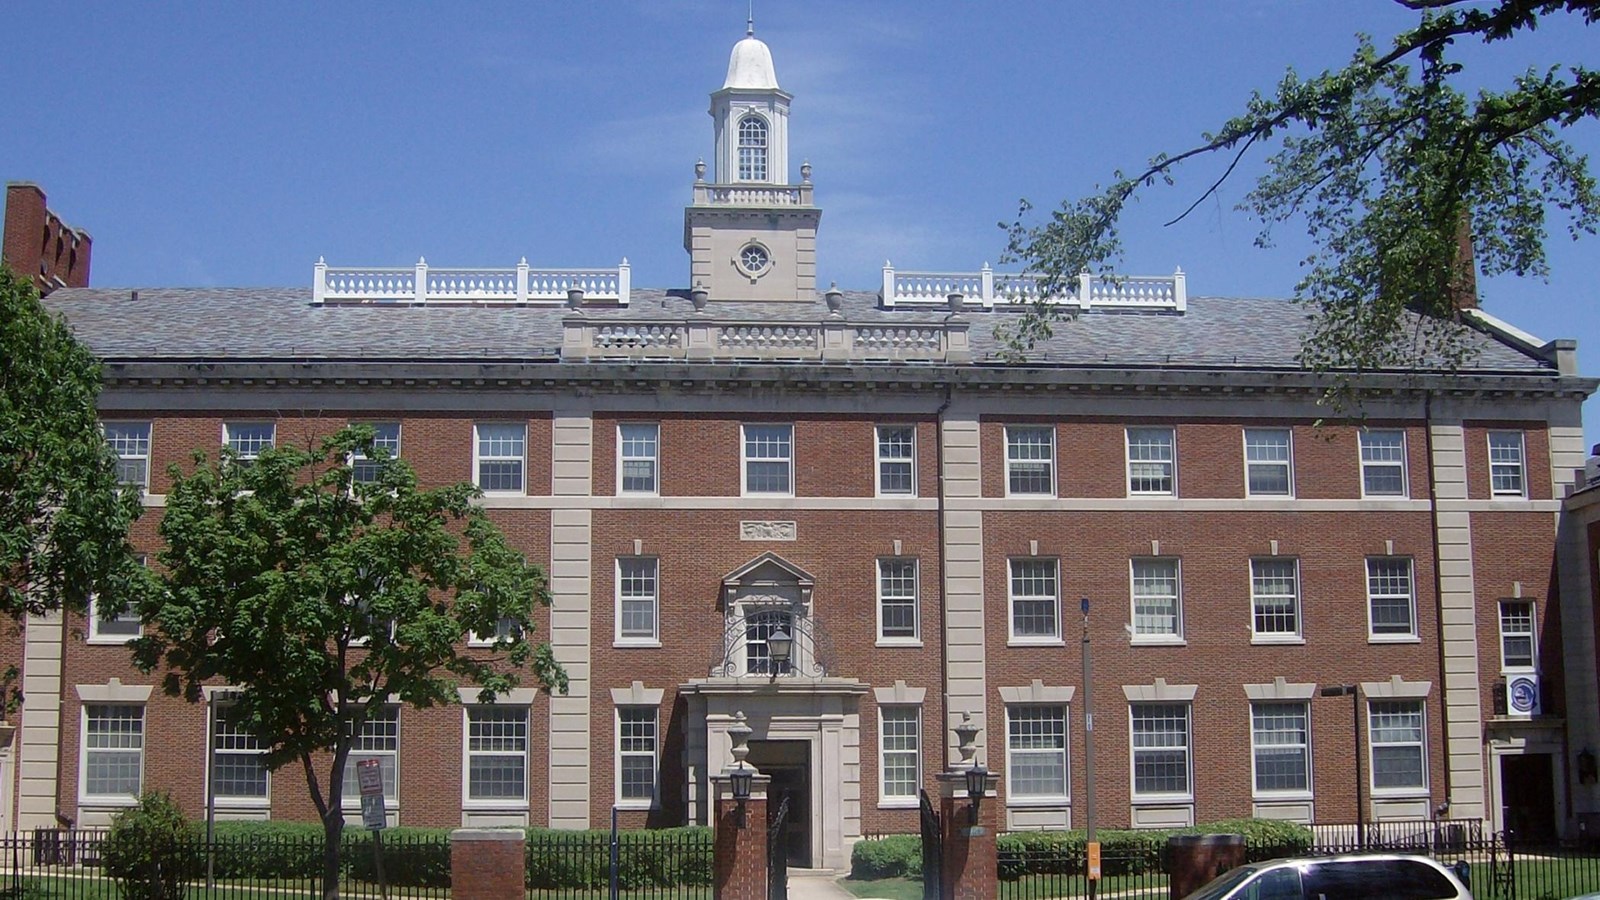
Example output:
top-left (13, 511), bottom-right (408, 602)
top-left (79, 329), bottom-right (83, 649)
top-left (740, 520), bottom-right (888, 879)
top-left (934, 381), bottom-right (954, 766)
top-left (1423, 388), bottom-right (1457, 811)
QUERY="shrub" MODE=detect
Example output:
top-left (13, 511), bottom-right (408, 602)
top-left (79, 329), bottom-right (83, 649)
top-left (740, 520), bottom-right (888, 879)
top-left (101, 792), bottom-right (199, 900)
top-left (992, 818), bottom-right (1316, 881)
top-left (345, 828), bottom-right (452, 887)
top-left (849, 834), bottom-right (922, 879)
top-left (198, 821), bottom-right (326, 880)
top-left (524, 827), bottom-right (712, 890)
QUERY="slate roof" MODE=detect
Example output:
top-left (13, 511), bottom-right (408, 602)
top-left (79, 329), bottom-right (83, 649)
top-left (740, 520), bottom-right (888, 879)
top-left (42, 286), bottom-right (1553, 373)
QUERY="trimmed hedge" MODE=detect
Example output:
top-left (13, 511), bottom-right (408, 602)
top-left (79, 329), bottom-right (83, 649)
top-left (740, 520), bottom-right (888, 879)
top-left (523, 827), bottom-right (713, 890)
top-left (849, 834), bottom-right (921, 879)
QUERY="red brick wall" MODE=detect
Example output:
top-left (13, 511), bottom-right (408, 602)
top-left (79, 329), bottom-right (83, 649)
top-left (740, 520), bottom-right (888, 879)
top-left (1463, 423), bottom-right (1553, 501)
top-left (2, 183), bottom-right (91, 294)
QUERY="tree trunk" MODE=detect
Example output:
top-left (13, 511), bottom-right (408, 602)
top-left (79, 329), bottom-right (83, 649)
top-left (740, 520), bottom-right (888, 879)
top-left (321, 808), bottom-right (344, 900)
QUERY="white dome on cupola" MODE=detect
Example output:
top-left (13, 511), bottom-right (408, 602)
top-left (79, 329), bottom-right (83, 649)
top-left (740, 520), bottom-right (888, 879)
top-left (723, 32), bottom-right (779, 90)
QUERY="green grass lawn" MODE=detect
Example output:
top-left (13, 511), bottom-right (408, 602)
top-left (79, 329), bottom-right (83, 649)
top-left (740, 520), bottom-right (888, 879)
top-left (839, 875), bottom-right (924, 900)
top-left (840, 872), bottom-right (1170, 900)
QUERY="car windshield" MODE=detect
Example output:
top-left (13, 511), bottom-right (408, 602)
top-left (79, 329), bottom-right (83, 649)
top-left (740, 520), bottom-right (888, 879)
top-left (1182, 865), bottom-right (1260, 900)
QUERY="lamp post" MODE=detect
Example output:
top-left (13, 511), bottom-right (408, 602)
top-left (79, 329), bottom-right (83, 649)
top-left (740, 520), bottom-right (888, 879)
top-left (727, 712), bottom-right (754, 829)
top-left (767, 626), bottom-right (793, 676)
top-left (1320, 684), bottom-right (1364, 847)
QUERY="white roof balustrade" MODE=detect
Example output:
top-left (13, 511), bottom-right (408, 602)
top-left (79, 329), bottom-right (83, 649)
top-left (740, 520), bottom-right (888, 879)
top-left (881, 262), bottom-right (1186, 313)
top-left (313, 257), bottom-right (631, 306)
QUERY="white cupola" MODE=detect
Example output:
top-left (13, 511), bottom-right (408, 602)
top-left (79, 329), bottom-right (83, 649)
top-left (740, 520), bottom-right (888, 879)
top-left (709, 23), bottom-right (792, 185)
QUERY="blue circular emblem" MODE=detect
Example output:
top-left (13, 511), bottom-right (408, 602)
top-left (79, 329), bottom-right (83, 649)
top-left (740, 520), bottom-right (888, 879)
top-left (1509, 678), bottom-right (1538, 712)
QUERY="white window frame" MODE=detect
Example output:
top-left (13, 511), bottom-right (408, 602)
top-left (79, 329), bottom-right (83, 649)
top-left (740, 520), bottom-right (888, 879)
top-left (473, 422), bottom-right (526, 495)
top-left (81, 703), bottom-right (144, 804)
top-left (1366, 556), bottom-right (1418, 641)
top-left (88, 578), bottom-right (142, 645)
top-left (467, 604), bottom-right (524, 649)
top-left (875, 425), bottom-right (917, 497)
top-left (878, 705), bottom-right (921, 807)
top-left (617, 423), bottom-right (660, 495)
top-left (737, 113), bottom-right (769, 182)
top-left (1499, 600), bottom-right (1536, 673)
top-left (210, 703), bottom-right (270, 806)
top-left (1126, 427), bottom-right (1176, 496)
top-left (1008, 558), bottom-right (1061, 644)
top-left (104, 421), bottom-right (152, 489)
top-left (1249, 558), bottom-right (1302, 643)
top-left (1129, 558), bottom-right (1182, 643)
top-left (876, 558), bottom-right (920, 645)
top-left (1243, 428), bottom-right (1294, 498)
top-left (1488, 431), bottom-right (1527, 498)
top-left (1359, 430), bottom-right (1408, 498)
top-left (1005, 704), bottom-right (1069, 804)
top-left (223, 421), bottom-right (275, 466)
top-left (1005, 426), bottom-right (1056, 497)
top-left (341, 706), bottom-right (400, 809)
top-left (463, 705), bottom-right (530, 808)
top-left (615, 557), bottom-right (660, 646)
top-left (351, 422), bottom-right (402, 485)
top-left (615, 706), bottom-right (660, 810)
top-left (1368, 699), bottom-right (1428, 796)
top-left (1249, 701), bottom-right (1311, 798)
top-left (741, 424), bottom-right (794, 497)
top-left (1129, 702), bottom-right (1192, 802)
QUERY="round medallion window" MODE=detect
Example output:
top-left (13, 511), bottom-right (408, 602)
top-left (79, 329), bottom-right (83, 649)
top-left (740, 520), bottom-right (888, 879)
top-left (740, 244), bottom-right (770, 274)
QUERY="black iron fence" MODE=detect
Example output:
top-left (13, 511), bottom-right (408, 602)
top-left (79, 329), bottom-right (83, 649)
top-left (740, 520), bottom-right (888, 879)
top-left (525, 828), bottom-right (712, 900)
top-left (997, 843), bottom-right (1170, 900)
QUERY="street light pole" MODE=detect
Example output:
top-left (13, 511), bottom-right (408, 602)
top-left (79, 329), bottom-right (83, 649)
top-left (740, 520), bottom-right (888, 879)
top-left (1320, 684), bottom-right (1364, 847)
top-left (1081, 598), bottom-right (1097, 898)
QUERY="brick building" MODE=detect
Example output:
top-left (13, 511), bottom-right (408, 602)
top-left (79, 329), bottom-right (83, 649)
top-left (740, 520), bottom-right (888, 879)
top-left (3, 182), bottom-right (91, 296)
top-left (5, 27), bottom-right (1599, 869)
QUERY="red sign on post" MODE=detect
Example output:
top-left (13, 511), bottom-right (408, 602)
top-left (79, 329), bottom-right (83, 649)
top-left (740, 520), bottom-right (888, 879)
top-left (356, 758), bottom-right (386, 830)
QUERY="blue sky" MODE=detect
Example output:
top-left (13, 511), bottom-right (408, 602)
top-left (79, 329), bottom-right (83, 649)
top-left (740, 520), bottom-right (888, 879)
top-left (6, 2), bottom-right (1597, 436)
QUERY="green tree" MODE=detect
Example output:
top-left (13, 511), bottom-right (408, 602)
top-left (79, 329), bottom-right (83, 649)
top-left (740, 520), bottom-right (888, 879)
top-left (0, 263), bottom-right (144, 618)
top-left (132, 426), bottom-right (565, 899)
top-left (1003, 0), bottom-right (1598, 379)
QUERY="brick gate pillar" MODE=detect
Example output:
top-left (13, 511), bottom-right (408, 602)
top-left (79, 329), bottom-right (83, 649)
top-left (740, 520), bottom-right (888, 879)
top-left (449, 827), bottom-right (526, 900)
top-left (937, 770), bottom-right (1000, 900)
top-left (713, 770), bottom-right (771, 900)
top-left (1166, 834), bottom-right (1245, 900)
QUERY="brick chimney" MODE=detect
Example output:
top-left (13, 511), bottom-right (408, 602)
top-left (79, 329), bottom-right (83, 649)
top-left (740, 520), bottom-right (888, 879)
top-left (3, 183), bottom-right (92, 295)
top-left (1449, 211), bottom-right (1478, 311)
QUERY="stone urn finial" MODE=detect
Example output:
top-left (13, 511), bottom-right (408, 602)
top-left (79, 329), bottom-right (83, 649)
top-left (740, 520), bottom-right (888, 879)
top-left (800, 160), bottom-right (812, 183)
top-left (824, 282), bottom-right (844, 315)
top-left (691, 282), bottom-right (710, 311)
top-left (947, 291), bottom-right (965, 314)
top-left (728, 711), bottom-right (753, 768)
top-left (695, 158), bottom-right (707, 182)
top-left (567, 287), bottom-right (585, 309)
top-left (954, 710), bottom-right (980, 767)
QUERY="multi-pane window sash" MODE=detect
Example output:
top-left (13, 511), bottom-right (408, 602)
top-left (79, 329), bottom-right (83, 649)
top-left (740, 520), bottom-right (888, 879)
top-left (89, 585), bottom-right (142, 643)
top-left (467, 707), bottom-right (528, 801)
top-left (1369, 700), bottom-right (1426, 791)
top-left (1009, 559), bottom-right (1060, 640)
top-left (1359, 430), bottom-right (1407, 497)
top-left (224, 422), bottom-right (275, 467)
top-left (1131, 703), bottom-right (1190, 797)
top-left (351, 423), bottom-right (401, 484)
top-left (744, 609), bottom-right (794, 675)
top-left (1250, 559), bottom-right (1300, 637)
top-left (1499, 601), bottom-right (1536, 671)
top-left (1130, 559), bottom-right (1180, 638)
top-left (342, 707), bottom-right (399, 803)
top-left (619, 424), bottom-right (659, 494)
top-left (1488, 432), bottom-right (1526, 497)
top-left (1127, 428), bottom-right (1176, 494)
top-left (212, 706), bottom-right (268, 799)
top-left (1251, 702), bottom-right (1310, 794)
top-left (1007, 705), bottom-right (1068, 799)
top-left (618, 707), bottom-right (658, 804)
top-left (104, 422), bottom-right (151, 487)
top-left (1006, 426), bottom-right (1054, 496)
top-left (879, 707), bottom-right (920, 801)
top-left (618, 558), bottom-right (659, 642)
top-left (876, 425), bottom-right (916, 495)
top-left (877, 558), bottom-right (918, 641)
top-left (475, 424), bottom-right (525, 493)
top-left (85, 704), bottom-right (143, 797)
top-left (743, 424), bottom-right (793, 495)
top-left (1367, 557), bottom-right (1416, 637)
top-left (1244, 428), bottom-right (1292, 496)
top-left (737, 115), bottom-right (768, 181)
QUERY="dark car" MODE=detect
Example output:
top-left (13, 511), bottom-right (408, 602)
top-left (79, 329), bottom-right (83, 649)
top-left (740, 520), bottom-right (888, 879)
top-left (1182, 853), bottom-right (1473, 900)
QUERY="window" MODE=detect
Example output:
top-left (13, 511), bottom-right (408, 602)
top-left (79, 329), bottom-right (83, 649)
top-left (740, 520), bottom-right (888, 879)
top-left (474, 423), bottom-right (526, 493)
top-left (1367, 557), bottom-right (1417, 638)
top-left (466, 707), bottom-right (528, 802)
top-left (224, 422), bottom-right (275, 466)
top-left (1007, 706), bottom-right (1068, 800)
top-left (1369, 700), bottom-right (1426, 792)
top-left (739, 244), bottom-right (771, 276)
top-left (1244, 428), bottom-right (1293, 497)
top-left (617, 707), bottom-right (658, 806)
top-left (737, 114), bottom-right (768, 181)
top-left (469, 605), bottom-right (523, 648)
top-left (104, 422), bottom-right (151, 488)
top-left (1005, 426), bottom-right (1055, 496)
top-left (351, 422), bottom-right (401, 484)
top-left (1499, 601), bottom-right (1535, 671)
top-left (1251, 702), bottom-right (1310, 794)
top-left (877, 559), bottom-right (919, 642)
top-left (744, 608), bottom-right (794, 675)
top-left (89, 577), bottom-right (142, 644)
top-left (212, 705), bottom-right (268, 801)
top-left (1250, 559), bottom-right (1300, 639)
top-left (617, 557), bottom-right (659, 643)
top-left (1359, 430), bottom-right (1407, 497)
top-left (742, 424), bottom-right (793, 495)
top-left (1131, 703), bottom-right (1191, 798)
top-left (1130, 559), bottom-right (1181, 640)
top-left (1009, 559), bottom-right (1060, 642)
top-left (1488, 431), bottom-right (1526, 497)
top-left (618, 424), bottom-right (659, 494)
top-left (84, 704), bottom-right (143, 799)
top-left (876, 425), bottom-right (916, 496)
top-left (879, 706), bottom-right (921, 803)
top-left (342, 707), bottom-right (399, 805)
top-left (1127, 428), bottom-right (1176, 495)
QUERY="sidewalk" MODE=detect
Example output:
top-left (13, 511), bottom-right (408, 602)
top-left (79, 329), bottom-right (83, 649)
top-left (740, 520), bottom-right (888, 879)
top-left (786, 868), bottom-right (866, 900)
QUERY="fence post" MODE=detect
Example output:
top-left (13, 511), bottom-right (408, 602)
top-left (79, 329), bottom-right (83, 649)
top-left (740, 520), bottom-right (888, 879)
top-left (610, 807), bottom-right (620, 900)
top-left (712, 770), bottom-right (770, 900)
top-left (937, 769), bottom-right (1000, 900)
top-left (450, 828), bottom-right (526, 900)
top-left (1166, 834), bottom-right (1244, 900)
